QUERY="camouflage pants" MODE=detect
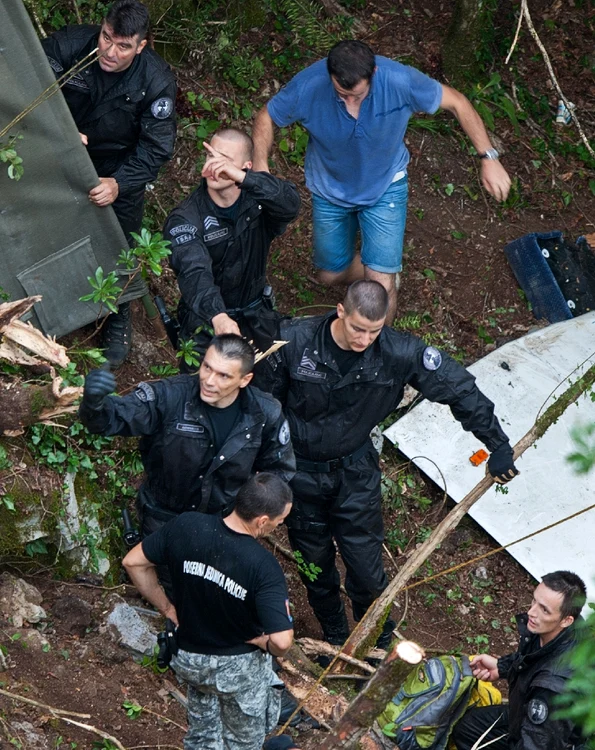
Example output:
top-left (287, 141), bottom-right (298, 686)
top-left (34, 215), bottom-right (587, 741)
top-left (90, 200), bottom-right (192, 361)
top-left (171, 648), bottom-right (283, 750)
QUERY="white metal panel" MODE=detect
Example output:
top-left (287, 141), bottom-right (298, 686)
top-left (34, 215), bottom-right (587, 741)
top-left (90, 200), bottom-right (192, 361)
top-left (383, 313), bottom-right (595, 605)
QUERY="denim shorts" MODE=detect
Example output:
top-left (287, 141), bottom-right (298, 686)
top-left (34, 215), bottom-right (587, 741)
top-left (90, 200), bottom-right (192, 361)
top-left (312, 175), bottom-right (409, 274)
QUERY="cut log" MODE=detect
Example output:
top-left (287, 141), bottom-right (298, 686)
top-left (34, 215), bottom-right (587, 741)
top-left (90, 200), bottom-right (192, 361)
top-left (0, 375), bottom-right (82, 435)
top-left (0, 296), bottom-right (69, 368)
top-left (317, 640), bottom-right (425, 748)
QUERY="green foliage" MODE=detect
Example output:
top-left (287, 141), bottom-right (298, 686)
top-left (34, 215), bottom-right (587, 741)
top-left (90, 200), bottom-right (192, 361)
top-left (81, 229), bottom-right (171, 313)
top-left (80, 267), bottom-right (122, 314)
top-left (177, 338), bottom-right (201, 369)
top-left (468, 73), bottom-right (523, 136)
top-left (122, 700), bottom-right (143, 719)
top-left (277, 0), bottom-right (339, 51)
top-left (139, 646), bottom-right (169, 674)
top-left (293, 549), bottom-right (322, 582)
top-left (555, 611), bottom-right (595, 743)
top-left (279, 124), bottom-right (309, 166)
top-left (567, 422), bottom-right (595, 474)
top-left (221, 50), bottom-right (265, 92)
top-left (126, 229), bottom-right (172, 278)
top-left (0, 135), bottom-right (25, 181)
top-left (149, 363), bottom-right (179, 378)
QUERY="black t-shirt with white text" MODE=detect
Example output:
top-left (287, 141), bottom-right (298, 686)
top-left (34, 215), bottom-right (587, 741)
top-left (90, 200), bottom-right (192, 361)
top-left (142, 513), bottom-right (292, 654)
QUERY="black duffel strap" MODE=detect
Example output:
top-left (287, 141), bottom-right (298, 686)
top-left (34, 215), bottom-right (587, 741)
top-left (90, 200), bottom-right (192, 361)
top-left (295, 441), bottom-right (370, 473)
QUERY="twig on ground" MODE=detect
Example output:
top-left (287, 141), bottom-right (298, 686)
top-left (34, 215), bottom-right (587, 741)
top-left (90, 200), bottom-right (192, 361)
top-left (264, 535), bottom-right (295, 562)
top-left (0, 688), bottom-right (90, 718)
top-left (297, 638), bottom-right (378, 675)
top-left (59, 717), bottom-right (126, 750)
top-left (142, 706), bottom-right (187, 732)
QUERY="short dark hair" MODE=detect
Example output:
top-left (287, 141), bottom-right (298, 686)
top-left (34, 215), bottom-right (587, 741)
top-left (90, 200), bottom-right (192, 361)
top-left (541, 571), bottom-right (587, 621)
top-left (234, 473), bottom-right (293, 521)
top-left (105, 0), bottom-right (150, 40)
top-left (327, 40), bottom-right (375, 89)
top-left (212, 129), bottom-right (254, 161)
top-left (208, 334), bottom-right (255, 376)
top-left (343, 280), bottom-right (389, 321)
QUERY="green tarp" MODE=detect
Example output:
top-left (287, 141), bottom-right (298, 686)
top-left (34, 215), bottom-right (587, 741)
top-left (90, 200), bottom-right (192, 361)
top-left (0, 0), bottom-right (146, 338)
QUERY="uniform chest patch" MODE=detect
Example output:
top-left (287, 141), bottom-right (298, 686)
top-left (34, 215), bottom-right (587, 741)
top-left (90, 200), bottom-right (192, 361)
top-left (66, 73), bottom-right (89, 90)
top-left (296, 349), bottom-right (327, 379)
top-left (422, 346), bottom-right (442, 371)
top-left (278, 419), bottom-right (291, 445)
top-left (134, 382), bottom-right (155, 402)
top-left (151, 97), bottom-right (173, 119)
top-left (527, 698), bottom-right (548, 724)
top-left (204, 216), bottom-right (219, 230)
top-left (204, 227), bottom-right (229, 243)
top-left (175, 423), bottom-right (205, 434)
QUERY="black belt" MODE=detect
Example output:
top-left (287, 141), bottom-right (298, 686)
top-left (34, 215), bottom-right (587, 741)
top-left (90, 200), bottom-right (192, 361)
top-left (227, 295), bottom-right (265, 317)
top-left (295, 441), bottom-right (370, 473)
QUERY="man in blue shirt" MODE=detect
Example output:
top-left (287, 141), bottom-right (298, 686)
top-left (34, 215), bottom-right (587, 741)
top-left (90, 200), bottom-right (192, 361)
top-left (253, 40), bottom-right (511, 321)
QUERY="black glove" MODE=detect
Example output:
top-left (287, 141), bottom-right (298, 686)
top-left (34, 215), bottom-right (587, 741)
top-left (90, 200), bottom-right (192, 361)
top-left (82, 369), bottom-right (116, 411)
top-left (487, 443), bottom-right (519, 484)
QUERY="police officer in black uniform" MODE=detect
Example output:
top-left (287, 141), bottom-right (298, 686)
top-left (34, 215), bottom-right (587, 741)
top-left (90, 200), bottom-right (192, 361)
top-left (80, 334), bottom-right (295, 551)
top-left (269, 280), bottom-right (518, 647)
top-left (164, 128), bottom-right (300, 373)
top-left (453, 570), bottom-right (587, 750)
top-left (42, 0), bottom-right (177, 366)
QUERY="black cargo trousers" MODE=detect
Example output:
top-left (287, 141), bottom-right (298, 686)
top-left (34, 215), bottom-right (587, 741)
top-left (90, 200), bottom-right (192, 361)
top-left (285, 441), bottom-right (389, 624)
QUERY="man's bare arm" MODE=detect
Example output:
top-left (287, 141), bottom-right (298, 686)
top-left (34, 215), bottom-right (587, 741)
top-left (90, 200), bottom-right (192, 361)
top-left (247, 629), bottom-right (294, 657)
top-left (252, 106), bottom-right (276, 173)
top-left (123, 543), bottom-right (178, 625)
top-left (439, 85), bottom-right (511, 202)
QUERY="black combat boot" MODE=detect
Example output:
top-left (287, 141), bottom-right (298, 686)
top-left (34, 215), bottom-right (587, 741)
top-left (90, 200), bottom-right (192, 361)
top-left (103, 302), bottom-right (132, 368)
top-left (375, 618), bottom-right (397, 650)
top-left (320, 608), bottom-right (350, 646)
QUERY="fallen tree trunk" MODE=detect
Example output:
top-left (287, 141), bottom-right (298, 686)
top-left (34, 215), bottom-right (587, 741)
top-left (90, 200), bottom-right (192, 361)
top-left (0, 296), bottom-right (81, 435)
top-left (0, 375), bottom-right (82, 435)
top-left (343, 362), bottom-right (595, 659)
top-left (317, 640), bottom-right (425, 748)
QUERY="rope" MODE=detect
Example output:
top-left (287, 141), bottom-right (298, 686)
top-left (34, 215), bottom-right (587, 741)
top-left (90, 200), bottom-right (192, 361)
top-left (277, 499), bottom-right (595, 733)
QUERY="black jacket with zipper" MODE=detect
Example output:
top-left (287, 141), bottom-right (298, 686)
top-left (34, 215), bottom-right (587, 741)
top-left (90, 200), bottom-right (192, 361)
top-left (164, 172), bottom-right (300, 335)
top-left (41, 24), bottom-right (177, 193)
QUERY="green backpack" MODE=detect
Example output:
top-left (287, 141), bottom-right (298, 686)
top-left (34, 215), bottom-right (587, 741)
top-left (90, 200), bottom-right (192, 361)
top-left (376, 654), bottom-right (476, 750)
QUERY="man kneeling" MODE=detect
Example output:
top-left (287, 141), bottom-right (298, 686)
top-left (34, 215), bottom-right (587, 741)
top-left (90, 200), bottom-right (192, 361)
top-left (453, 570), bottom-right (587, 750)
top-left (123, 473), bottom-right (294, 750)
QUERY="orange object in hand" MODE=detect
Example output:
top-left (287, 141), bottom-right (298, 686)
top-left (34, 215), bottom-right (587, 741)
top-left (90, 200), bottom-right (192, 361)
top-left (469, 449), bottom-right (489, 466)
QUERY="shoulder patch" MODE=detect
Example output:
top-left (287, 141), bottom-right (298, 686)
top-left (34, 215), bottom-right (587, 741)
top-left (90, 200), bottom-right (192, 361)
top-left (134, 382), bottom-right (156, 403)
top-left (169, 223), bottom-right (198, 237)
top-left (47, 56), bottom-right (64, 73)
top-left (422, 346), bottom-right (442, 371)
top-left (527, 698), bottom-right (548, 725)
top-left (151, 97), bottom-right (173, 119)
top-left (278, 419), bottom-right (291, 446)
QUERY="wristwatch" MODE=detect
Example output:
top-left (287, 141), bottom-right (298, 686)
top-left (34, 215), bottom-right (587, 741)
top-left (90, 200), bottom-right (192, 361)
top-left (478, 149), bottom-right (500, 160)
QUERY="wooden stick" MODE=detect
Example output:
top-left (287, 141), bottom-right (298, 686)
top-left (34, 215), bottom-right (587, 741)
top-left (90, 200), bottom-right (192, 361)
top-left (519, 0), bottom-right (594, 159)
top-left (343, 362), bottom-right (595, 660)
top-left (298, 638), bottom-right (377, 674)
top-left (59, 717), bottom-right (126, 750)
top-left (318, 641), bottom-right (425, 748)
top-left (0, 688), bottom-right (90, 718)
